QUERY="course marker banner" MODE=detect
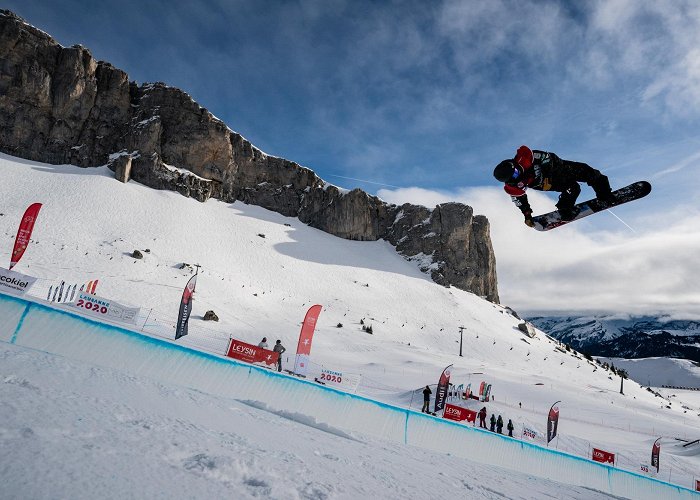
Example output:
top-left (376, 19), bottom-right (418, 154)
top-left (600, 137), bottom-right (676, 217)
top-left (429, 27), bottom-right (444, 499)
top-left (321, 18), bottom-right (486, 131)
top-left (226, 338), bottom-right (279, 367)
top-left (0, 267), bottom-right (37, 295)
top-left (443, 404), bottom-right (476, 424)
top-left (317, 367), bottom-right (361, 392)
top-left (592, 447), bottom-right (615, 465)
top-left (68, 292), bottom-right (140, 324)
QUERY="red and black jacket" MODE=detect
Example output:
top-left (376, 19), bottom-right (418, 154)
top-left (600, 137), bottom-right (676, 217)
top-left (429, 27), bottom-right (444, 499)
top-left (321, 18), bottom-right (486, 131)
top-left (503, 145), bottom-right (555, 215)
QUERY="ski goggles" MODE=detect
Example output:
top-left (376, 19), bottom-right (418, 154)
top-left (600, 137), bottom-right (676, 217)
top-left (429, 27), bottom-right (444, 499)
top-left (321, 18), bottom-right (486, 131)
top-left (511, 165), bottom-right (524, 180)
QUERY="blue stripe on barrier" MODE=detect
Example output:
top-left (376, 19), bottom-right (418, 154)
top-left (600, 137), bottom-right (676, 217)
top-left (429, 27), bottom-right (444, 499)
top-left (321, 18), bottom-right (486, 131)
top-left (0, 291), bottom-right (696, 498)
top-left (10, 302), bottom-right (32, 344)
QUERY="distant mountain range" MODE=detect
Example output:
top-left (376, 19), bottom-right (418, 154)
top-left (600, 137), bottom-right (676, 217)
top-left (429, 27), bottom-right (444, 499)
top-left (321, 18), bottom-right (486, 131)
top-left (528, 315), bottom-right (700, 363)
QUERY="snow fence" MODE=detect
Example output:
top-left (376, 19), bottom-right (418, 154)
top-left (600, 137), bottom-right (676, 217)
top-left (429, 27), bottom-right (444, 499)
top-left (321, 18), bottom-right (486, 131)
top-left (0, 291), bottom-right (696, 499)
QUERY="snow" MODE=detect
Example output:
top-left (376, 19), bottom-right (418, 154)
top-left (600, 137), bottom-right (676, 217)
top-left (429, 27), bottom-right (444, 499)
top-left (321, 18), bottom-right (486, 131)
top-left (162, 162), bottom-right (211, 181)
top-left (600, 357), bottom-right (700, 388)
top-left (1, 297), bottom-right (695, 499)
top-left (0, 339), bottom-right (629, 500)
top-left (1, 152), bottom-right (699, 498)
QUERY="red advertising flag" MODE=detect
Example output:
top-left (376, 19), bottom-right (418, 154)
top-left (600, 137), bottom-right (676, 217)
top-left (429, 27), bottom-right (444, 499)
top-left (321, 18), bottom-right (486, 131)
top-left (443, 405), bottom-right (477, 424)
top-left (651, 438), bottom-right (661, 473)
top-left (695, 479), bottom-right (700, 492)
top-left (592, 447), bottom-right (615, 465)
top-left (443, 404), bottom-right (468, 422)
top-left (464, 408), bottom-right (477, 423)
top-left (547, 400), bottom-right (561, 444)
top-left (434, 364), bottom-right (453, 414)
top-left (293, 304), bottom-right (322, 377)
top-left (10, 203), bottom-right (42, 270)
top-left (175, 274), bottom-right (197, 340)
top-left (226, 338), bottom-right (279, 367)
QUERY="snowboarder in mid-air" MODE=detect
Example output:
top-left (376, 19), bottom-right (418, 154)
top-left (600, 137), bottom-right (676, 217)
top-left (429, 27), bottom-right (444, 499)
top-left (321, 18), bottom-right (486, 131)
top-left (493, 145), bottom-right (615, 226)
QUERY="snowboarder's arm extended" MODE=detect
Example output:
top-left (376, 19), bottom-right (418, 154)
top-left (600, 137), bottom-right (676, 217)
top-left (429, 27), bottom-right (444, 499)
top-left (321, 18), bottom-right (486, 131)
top-left (505, 186), bottom-right (532, 215)
top-left (505, 187), bottom-right (533, 226)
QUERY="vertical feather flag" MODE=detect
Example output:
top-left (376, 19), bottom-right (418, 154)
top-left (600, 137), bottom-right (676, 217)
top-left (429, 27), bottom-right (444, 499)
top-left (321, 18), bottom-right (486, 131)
top-left (293, 305), bottom-right (322, 377)
top-left (547, 401), bottom-right (561, 444)
top-left (175, 273), bottom-right (197, 339)
top-left (10, 203), bottom-right (42, 270)
top-left (651, 437), bottom-right (661, 473)
top-left (434, 364), bottom-right (453, 414)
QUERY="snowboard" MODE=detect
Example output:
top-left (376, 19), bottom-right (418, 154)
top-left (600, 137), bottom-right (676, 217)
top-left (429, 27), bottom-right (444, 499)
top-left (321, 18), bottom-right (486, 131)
top-left (532, 181), bottom-right (651, 231)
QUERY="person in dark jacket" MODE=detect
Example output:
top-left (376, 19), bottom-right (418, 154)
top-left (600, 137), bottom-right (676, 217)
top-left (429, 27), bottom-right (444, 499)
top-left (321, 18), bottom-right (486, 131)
top-left (496, 415), bottom-right (504, 434)
top-left (273, 340), bottom-right (286, 372)
top-left (494, 145), bottom-right (614, 224)
top-left (478, 407), bottom-right (487, 428)
top-left (489, 413), bottom-right (496, 432)
top-left (422, 385), bottom-right (432, 413)
top-left (507, 419), bottom-right (515, 437)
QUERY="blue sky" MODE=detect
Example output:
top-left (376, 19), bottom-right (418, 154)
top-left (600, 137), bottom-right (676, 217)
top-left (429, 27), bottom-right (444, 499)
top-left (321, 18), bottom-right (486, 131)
top-left (8, 1), bottom-right (700, 316)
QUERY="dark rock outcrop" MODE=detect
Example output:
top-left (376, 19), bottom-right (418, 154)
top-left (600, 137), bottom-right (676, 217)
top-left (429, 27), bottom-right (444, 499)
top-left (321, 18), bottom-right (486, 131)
top-left (0, 10), bottom-right (499, 302)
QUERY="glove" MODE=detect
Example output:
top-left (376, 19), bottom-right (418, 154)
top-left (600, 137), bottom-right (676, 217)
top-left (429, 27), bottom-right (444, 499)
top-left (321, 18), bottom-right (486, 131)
top-left (523, 211), bottom-right (534, 227)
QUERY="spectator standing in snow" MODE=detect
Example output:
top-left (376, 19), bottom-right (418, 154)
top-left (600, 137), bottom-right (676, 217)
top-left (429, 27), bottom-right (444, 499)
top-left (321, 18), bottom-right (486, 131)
top-left (273, 340), bottom-right (286, 372)
top-left (507, 419), bottom-right (514, 437)
top-left (422, 385), bottom-right (432, 413)
top-left (490, 414), bottom-right (496, 432)
top-left (496, 415), bottom-right (504, 434)
top-left (258, 337), bottom-right (268, 349)
top-left (478, 407), bottom-right (487, 428)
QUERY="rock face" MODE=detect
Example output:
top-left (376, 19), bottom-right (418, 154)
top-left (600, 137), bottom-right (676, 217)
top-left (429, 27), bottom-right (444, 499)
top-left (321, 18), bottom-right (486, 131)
top-left (0, 10), bottom-right (499, 302)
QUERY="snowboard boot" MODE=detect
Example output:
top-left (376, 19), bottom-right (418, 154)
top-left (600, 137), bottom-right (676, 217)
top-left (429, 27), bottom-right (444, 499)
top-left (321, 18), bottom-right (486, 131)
top-left (556, 185), bottom-right (581, 221)
top-left (590, 173), bottom-right (615, 204)
top-left (558, 205), bottom-right (580, 221)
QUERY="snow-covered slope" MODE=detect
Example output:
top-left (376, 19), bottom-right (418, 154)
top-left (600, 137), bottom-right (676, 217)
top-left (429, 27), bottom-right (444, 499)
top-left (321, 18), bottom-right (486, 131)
top-left (599, 357), bottom-right (700, 389)
top-left (1, 152), bottom-right (699, 496)
top-left (2, 341), bottom-right (635, 500)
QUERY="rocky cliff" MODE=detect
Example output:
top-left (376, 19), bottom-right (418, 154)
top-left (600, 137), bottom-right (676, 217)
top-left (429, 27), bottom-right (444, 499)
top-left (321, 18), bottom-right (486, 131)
top-left (0, 10), bottom-right (498, 302)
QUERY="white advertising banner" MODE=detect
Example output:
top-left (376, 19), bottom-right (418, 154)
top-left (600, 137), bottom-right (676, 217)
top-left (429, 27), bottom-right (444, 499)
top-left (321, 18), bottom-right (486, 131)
top-left (522, 426), bottom-right (539, 441)
top-left (318, 367), bottom-right (361, 392)
top-left (639, 463), bottom-right (657, 476)
top-left (68, 292), bottom-right (140, 325)
top-left (0, 267), bottom-right (37, 295)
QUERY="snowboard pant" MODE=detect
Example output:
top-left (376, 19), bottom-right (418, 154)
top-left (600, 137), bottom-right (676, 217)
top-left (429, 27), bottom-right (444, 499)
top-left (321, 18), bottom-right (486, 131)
top-left (422, 400), bottom-right (430, 413)
top-left (547, 154), bottom-right (611, 211)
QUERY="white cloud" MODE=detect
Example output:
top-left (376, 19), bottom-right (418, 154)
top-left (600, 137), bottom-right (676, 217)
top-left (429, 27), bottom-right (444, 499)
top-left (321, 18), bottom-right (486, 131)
top-left (378, 185), bottom-right (700, 317)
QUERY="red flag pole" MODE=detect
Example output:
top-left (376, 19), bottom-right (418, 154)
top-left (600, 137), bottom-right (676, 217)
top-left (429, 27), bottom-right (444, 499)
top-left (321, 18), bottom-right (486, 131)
top-left (175, 268), bottom-right (198, 340)
top-left (547, 400), bottom-right (561, 446)
top-left (434, 364), bottom-right (453, 415)
top-left (651, 437), bottom-right (662, 473)
top-left (10, 203), bottom-right (42, 270)
top-left (293, 304), bottom-right (322, 377)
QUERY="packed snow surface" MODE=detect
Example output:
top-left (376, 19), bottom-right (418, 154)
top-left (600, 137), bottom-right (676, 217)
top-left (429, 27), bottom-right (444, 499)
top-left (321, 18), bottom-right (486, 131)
top-left (1, 153), bottom-right (699, 498)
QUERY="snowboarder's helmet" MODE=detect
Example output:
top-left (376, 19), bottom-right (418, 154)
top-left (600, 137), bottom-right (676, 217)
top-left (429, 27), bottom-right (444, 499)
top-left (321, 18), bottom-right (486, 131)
top-left (493, 160), bottom-right (516, 182)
